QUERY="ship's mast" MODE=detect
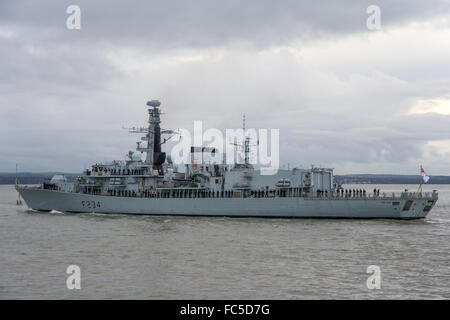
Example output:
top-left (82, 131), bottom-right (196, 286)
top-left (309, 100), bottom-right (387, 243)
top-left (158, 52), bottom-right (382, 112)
top-left (15, 163), bottom-right (22, 205)
top-left (127, 100), bottom-right (161, 169)
top-left (243, 114), bottom-right (250, 166)
top-left (231, 114), bottom-right (252, 167)
top-left (145, 100), bottom-right (162, 166)
top-left (127, 100), bottom-right (175, 173)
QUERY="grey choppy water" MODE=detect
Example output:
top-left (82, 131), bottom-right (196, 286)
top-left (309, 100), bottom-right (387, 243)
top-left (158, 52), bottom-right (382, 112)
top-left (0, 184), bottom-right (449, 299)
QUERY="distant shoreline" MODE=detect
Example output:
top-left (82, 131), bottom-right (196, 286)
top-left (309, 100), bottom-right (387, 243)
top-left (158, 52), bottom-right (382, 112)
top-left (1, 172), bottom-right (449, 185)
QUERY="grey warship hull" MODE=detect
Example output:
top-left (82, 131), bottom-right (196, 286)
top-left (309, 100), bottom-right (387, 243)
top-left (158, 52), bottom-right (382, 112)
top-left (17, 187), bottom-right (437, 219)
top-left (17, 99), bottom-right (439, 220)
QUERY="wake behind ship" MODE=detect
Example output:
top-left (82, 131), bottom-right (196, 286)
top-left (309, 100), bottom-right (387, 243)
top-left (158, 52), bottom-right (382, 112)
top-left (17, 100), bottom-right (438, 219)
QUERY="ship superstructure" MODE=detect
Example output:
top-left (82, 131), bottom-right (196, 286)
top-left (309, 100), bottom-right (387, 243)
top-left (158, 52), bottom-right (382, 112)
top-left (17, 100), bottom-right (438, 219)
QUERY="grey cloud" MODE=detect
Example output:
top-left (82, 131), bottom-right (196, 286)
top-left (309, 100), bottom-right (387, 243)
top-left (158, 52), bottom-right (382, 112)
top-left (1, 1), bottom-right (450, 174)
top-left (1, 0), bottom-right (449, 50)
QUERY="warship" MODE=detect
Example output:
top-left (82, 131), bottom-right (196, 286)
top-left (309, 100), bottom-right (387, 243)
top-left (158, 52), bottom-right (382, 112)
top-left (16, 100), bottom-right (438, 219)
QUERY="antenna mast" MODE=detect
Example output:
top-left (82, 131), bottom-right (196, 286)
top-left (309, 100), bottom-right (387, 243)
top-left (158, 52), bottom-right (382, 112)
top-left (15, 164), bottom-right (22, 205)
top-left (239, 114), bottom-right (251, 166)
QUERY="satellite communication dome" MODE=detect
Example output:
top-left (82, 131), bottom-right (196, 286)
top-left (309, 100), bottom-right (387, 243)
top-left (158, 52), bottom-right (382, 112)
top-left (147, 100), bottom-right (161, 107)
top-left (131, 152), bottom-right (142, 162)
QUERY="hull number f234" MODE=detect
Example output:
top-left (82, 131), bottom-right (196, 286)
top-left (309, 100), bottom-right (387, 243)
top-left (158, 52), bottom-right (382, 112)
top-left (81, 200), bottom-right (101, 209)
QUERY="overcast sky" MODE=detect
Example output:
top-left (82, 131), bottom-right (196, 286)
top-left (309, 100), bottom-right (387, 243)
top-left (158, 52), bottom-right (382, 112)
top-left (1, 0), bottom-right (450, 174)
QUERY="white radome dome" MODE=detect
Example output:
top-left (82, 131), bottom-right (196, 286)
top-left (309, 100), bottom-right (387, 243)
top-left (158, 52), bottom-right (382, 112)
top-left (50, 175), bottom-right (67, 184)
top-left (132, 152), bottom-right (142, 162)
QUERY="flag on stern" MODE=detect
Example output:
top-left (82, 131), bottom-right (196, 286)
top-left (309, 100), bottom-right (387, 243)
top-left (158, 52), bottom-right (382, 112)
top-left (421, 166), bottom-right (430, 183)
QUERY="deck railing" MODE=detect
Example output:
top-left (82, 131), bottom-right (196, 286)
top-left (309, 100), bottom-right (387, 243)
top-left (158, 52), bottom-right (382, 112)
top-left (20, 185), bottom-right (438, 201)
top-left (307, 191), bottom-right (438, 200)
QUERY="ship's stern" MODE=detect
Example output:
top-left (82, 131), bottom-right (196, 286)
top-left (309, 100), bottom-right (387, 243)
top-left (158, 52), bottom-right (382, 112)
top-left (398, 196), bottom-right (438, 219)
